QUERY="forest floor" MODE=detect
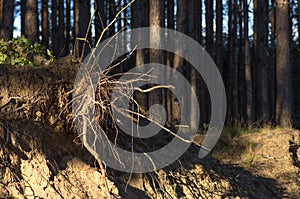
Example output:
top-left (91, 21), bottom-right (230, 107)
top-left (0, 119), bottom-right (299, 199)
top-left (0, 63), bottom-right (299, 198)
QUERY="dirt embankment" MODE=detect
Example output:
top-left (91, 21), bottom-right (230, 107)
top-left (0, 63), bottom-right (299, 198)
top-left (1, 118), bottom-right (299, 198)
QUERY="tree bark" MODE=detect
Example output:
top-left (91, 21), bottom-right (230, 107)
top-left (205, 0), bottom-right (214, 57)
top-left (187, 0), bottom-right (197, 130)
top-left (21, 0), bottom-right (39, 43)
top-left (276, 0), bottom-right (293, 127)
top-left (74, 0), bottom-right (91, 59)
top-left (166, 0), bottom-right (174, 126)
top-left (51, 0), bottom-right (58, 55)
top-left (243, 0), bottom-right (254, 125)
top-left (238, 0), bottom-right (245, 123)
top-left (131, 0), bottom-right (148, 115)
top-left (148, 0), bottom-right (163, 119)
top-left (216, 0), bottom-right (223, 75)
top-left (57, 0), bottom-right (67, 56)
top-left (298, 0), bottom-right (300, 47)
top-left (254, 0), bottom-right (270, 124)
top-left (226, 0), bottom-right (233, 124)
top-left (109, 0), bottom-right (116, 37)
top-left (172, 0), bottom-right (186, 123)
top-left (232, 0), bottom-right (239, 125)
top-left (41, 0), bottom-right (49, 48)
top-left (270, 0), bottom-right (276, 124)
top-left (95, 0), bottom-right (105, 42)
top-left (0, 0), bottom-right (15, 39)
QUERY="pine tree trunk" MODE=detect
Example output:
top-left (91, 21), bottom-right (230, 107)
top-left (276, 0), bottom-right (293, 127)
top-left (172, 0), bottom-right (186, 123)
top-left (238, 0), bottom-right (245, 123)
top-left (41, 0), bottom-right (49, 48)
top-left (0, 0), bottom-right (15, 39)
top-left (254, 0), bottom-right (270, 124)
top-left (298, 0), bottom-right (300, 47)
top-left (166, 0), bottom-right (174, 126)
top-left (148, 0), bottom-right (163, 118)
top-left (131, 0), bottom-right (148, 115)
top-left (232, 0), bottom-right (239, 125)
top-left (270, 0), bottom-right (276, 124)
top-left (243, 0), bottom-right (254, 125)
top-left (216, 0), bottom-right (223, 74)
top-left (57, 0), bottom-right (67, 56)
top-left (21, 0), bottom-right (39, 43)
top-left (74, 0), bottom-right (91, 59)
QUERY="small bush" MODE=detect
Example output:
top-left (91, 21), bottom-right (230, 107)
top-left (0, 36), bottom-right (54, 66)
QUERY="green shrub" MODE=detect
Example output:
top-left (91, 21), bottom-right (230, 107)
top-left (0, 36), bottom-right (54, 66)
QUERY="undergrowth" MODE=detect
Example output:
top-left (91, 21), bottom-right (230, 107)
top-left (0, 36), bottom-right (54, 66)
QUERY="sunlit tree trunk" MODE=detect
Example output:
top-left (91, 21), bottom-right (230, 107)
top-left (172, 0), bottom-right (186, 123)
top-left (148, 0), bottom-right (163, 118)
top-left (21, 0), bottom-right (39, 42)
top-left (187, 0), bottom-right (198, 130)
top-left (41, 0), bottom-right (49, 47)
top-left (276, 0), bottom-right (293, 127)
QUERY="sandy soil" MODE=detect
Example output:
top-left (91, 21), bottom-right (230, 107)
top-left (0, 119), bottom-right (299, 198)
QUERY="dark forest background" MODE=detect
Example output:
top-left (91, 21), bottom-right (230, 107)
top-left (0, 0), bottom-right (299, 129)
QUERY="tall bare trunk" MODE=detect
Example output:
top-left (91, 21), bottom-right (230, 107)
top-left (166, 0), bottom-right (174, 126)
top-left (66, 0), bottom-right (71, 52)
top-left (41, 0), bottom-right (49, 47)
top-left (270, 0), bottom-right (276, 124)
top-left (232, 0), bottom-right (239, 125)
top-left (74, 0), bottom-right (91, 59)
top-left (0, 0), bottom-right (15, 39)
top-left (254, 0), bottom-right (270, 124)
top-left (238, 0), bottom-right (245, 123)
top-left (149, 0), bottom-right (163, 116)
top-left (21, 0), bottom-right (39, 42)
top-left (276, 0), bottom-right (293, 127)
top-left (172, 0), bottom-right (186, 123)
top-left (298, 0), bottom-right (300, 46)
top-left (51, 0), bottom-right (58, 55)
top-left (216, 0), bottom-right (223, 74)
top-left (187, 0), bottom-right (197, 130)
top-left (131, 0), bottom-right (148, 114)
top-left (109, 0), bottom-right (116, 37)
top-left (243, 0), bottom-right (253, 125)
top-left (58, 0), bottom-right (67, 56)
